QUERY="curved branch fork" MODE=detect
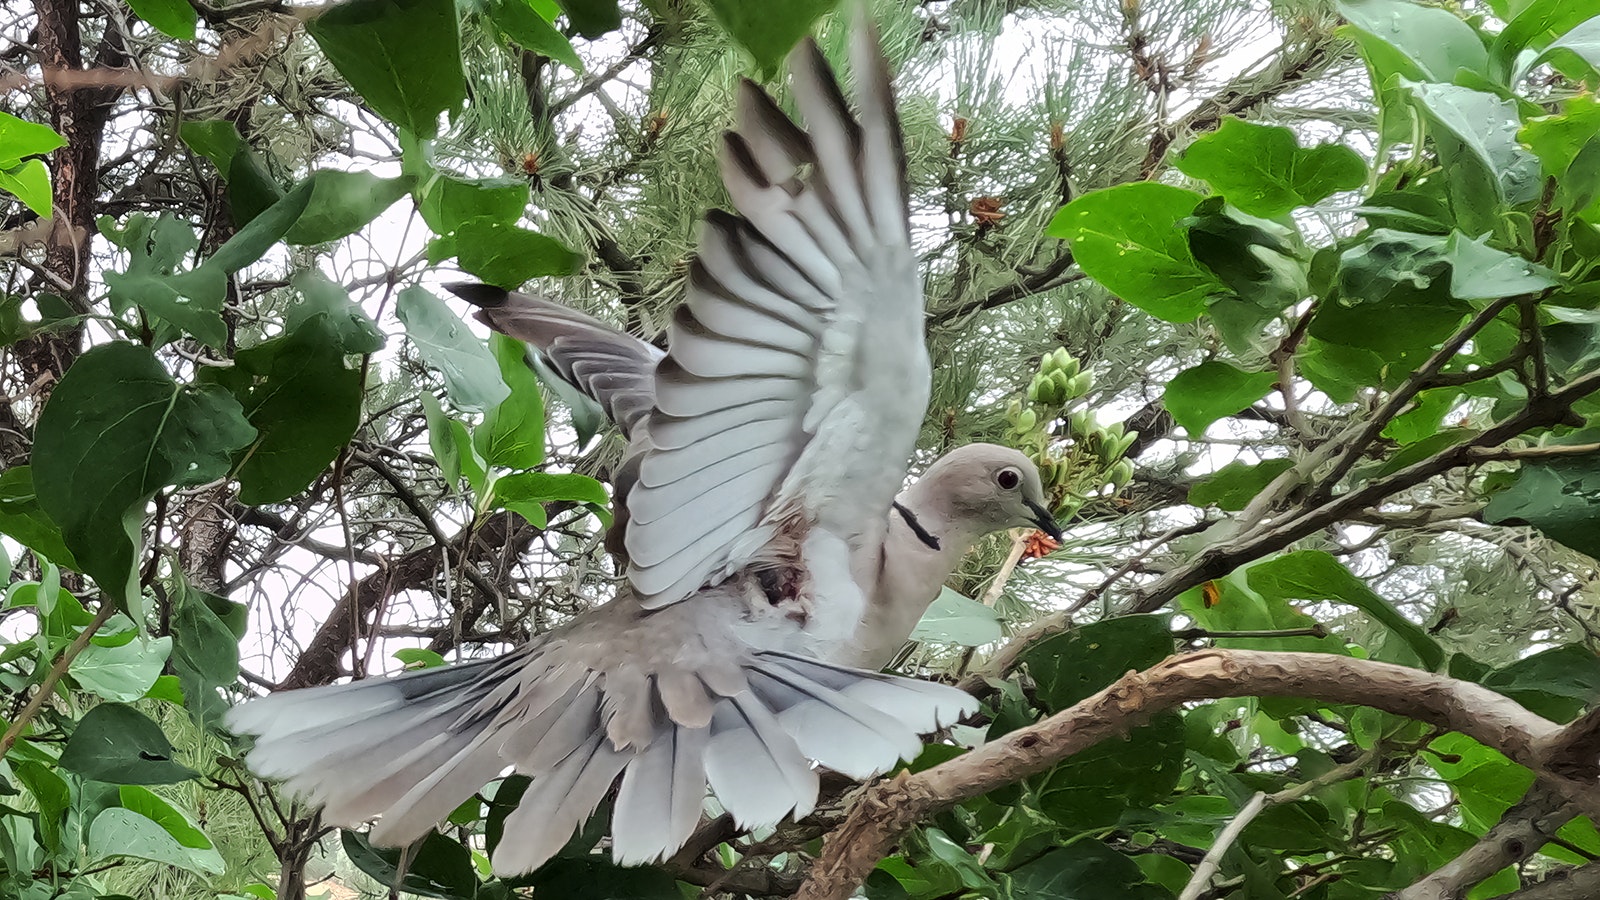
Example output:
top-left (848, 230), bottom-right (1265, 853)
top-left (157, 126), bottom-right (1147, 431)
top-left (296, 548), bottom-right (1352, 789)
top-left (796, 649), bottom-right (1600, 900)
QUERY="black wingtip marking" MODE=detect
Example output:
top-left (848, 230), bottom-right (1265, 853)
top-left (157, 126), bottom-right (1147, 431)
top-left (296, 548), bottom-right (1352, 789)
top-left (444, 282), bottom-right (510, 309)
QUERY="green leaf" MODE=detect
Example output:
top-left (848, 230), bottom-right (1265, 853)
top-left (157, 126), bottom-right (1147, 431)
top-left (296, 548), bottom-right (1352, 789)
top-left (60, 702), bottom-right (199, 784)
top-left (1483, 645), bottom-right (1600, 722)
top-left (493, 470), bottom-right (608, 507)
top-left (0, 467), bottom-right (78, 568)
top-left (553, 0), bottom-right (620, 38)
top-left (395, 647), bottom-right (447, 669)
top-left (396, 286), bottom-right (510, 412)
top-left (1163, 361), bottom-right (1277, 436)
top-left (1492, 0), bottom-right (1597, 79)
top-left (1403, 81), bottom-right (1542, 218)
top-left (101, 213), bottom-right (226, 348)
top-left (1024, 614), bottom-right (1173, 712)
top-left (1005, 842), bottom-right (1172, 900)
top-left (1175, 118), bottom-right (1365, 217)
top-left (12, 761), bottom-right (69, 855)
top-left (227, 313), bottom-right (364, 504)
top-left (1187, 458), bottom-right (1296, 511)
top-left (125, 0), bottom-right (198, 39)
top-left (284, 170), bottom-right (412, 245)
top-left (117, 786), bottom-right (216, 853)
top-left (474, 333), bottom-right (547, 469)
top-left (486, 0), bottom-right (583, 72)
top-left (1442, 232), bottom-right (1559, 300)
top-left (416, 174), bottom-right (529, 235)
top-left (179, 119), bottom-right (284, 226)
top-left (0, 111), bottom-right (67, 163)
top-left (1177, 572), bottom-right (1345, 655)
top-left (519, 855), bottom-right (681, 900)
top-left (306, 0), bottom-right (466, 138)
top-left (452, 219), bottom-right (584, 288)
top-left (70, 634), bottom-right (172, 702)
top-left (421, 391), bottom-right (462, 490)
top-left (1521, 95), bottom-right (1600, 217)
top-left (0, 159), bottom-right (52, 217)
top-left (204, 175), bottom-right (318, 273)
top-left (33, 343), bottom-right (255, 614)
top-left (170, 583), bottom-right (241, 732)
top-left (1381, 389), bottom-right (1458, 444)
top-left (88, 808), bottom-right (223, 876)
top-left (705, 0), bottom-right (837, 75)
top-left (1485, 452), bottom-right (1600, 560)
top-left (909, 586), bottom-right (1003, 646)
top-left (1337, 0), bottom-right (1488, 82)
top-left (1035, 712), bottom-right (1186, 830)
top-left (340, 829), bottom-right (480, 899)
top-left (1048, 183), bottom-right (1222, 323)
top-left (287, 270), bottom-right (385, 354)
top-left (1248, 550), bottom-right (1444, 670)
top-left (1526, 13), bottom-right (1600, 84)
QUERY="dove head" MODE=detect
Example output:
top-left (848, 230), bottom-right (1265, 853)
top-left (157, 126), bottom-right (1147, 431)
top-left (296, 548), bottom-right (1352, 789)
top-left (912, 443), bottom-right (1064, 542)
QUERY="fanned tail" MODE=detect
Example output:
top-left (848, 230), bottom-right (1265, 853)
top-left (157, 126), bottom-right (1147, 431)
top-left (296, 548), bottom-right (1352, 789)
top-left (226, 647), bottom-right (974, 875)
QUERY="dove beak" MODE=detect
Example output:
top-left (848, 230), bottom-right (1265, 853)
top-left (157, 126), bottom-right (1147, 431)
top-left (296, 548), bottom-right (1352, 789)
top-left (1025, 499), bottom-right (1064, 541)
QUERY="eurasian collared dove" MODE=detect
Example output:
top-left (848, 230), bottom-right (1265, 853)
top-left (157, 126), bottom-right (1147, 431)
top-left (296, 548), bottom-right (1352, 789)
top-left (225, 17), bottom-right (1063, 875)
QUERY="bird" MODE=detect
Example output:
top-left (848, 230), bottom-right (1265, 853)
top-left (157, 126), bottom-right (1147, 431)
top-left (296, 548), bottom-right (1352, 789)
top-left (225, 13), bottom-right (1065, 876)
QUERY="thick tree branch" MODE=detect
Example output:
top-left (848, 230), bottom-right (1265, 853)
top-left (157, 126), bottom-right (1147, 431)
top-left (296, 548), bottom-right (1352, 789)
top-left (1392, 782), bottom-right (1576, 900)
top-left (796, 649), bottom-right (1600, 900)
top-left (1495, 862), bottom-right (1600, 900)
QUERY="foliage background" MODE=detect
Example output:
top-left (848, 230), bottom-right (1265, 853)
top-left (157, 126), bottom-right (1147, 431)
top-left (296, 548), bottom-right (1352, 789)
top-left (2, 0), bottom-right (1600, 898)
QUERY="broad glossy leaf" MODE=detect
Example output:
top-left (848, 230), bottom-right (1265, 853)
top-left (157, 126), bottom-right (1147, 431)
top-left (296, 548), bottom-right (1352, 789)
top-left (100, 213), bottom-right (226, 348)
top-left (1023, 614), bottom-right (1173, 712)
top-left (397, 286), bottom-right (510, 412)
top-left (1442, 232), bottom-right (1559, 300)
top-left (396, 647), bottom-right (447, 669)
top-left (1248, 550), bottom-right (1443, 670)
top-left (341, 829), bottom-right (480, 899)
top-left (1492, 0), bottom-right (1596, 78)
top-left (0, 111), bottom-right (66, 162)
top-left (453, 219), bottom-right (583, 288)
top-left (306, 0), bottom-right (466, 138)
top-left (421, 391), bottom-right (462, 490)
top-left (493, 470), bottom-right (610, 527)
top-left (170, 583), bottom-right (241, 731)
top-left (0, 467), bottom-right (77, 568)
top-left (1484, 452), bottom-right (1600, 561)
top-left (179, 119), bottom-right (284, 225)
top-left (1163, 360), bottom-right (1276, 436)
top-left (1175, 118), bottom-right (1365, 217)
top-left (1187, 458), bottom-right (1296, 511)
top-left (1177, 572), bottom-right (1345, 655)
top-left (554, 0), bottom-right (620, 38)
top-left (286, 270), bottom-right (385, 354)
top-left (1403, 81), bottom-right (1541, 215)
top-left (1380, 388), bottom-right (1458, 444)
top-left (1048, 183), bottom-right (1222, 322)
top-left (909, 586), bottom-right (1003, 646)
top-left (1482, 644), bottom-right (1600, 722)
top-left (1525, 13), bottom-right (1600, 84)
top-left (705, 0), bottom-right (836, 75)
top-left (118, 786), bottom-right (216, 853)
top-left (1521, 95), bottom-right (1600, 217)
top-left (0, 159), bottom-right (51, 217)
top-left (88, 808), bottom-right (223, 876)
top-left (417, 174), bottom-right (529, 235)
top-left (486, 0), bottom-right (582, 72)
top-left (1005, 842), bottom-right (1171, 900)
top-left (70, 634), bottom-right (172, 702)
top-left (1034, 712), bottom-right (1186, 830)
top-left (33, 343), bottom-right (255, 613)
top-left (1338, 0), bottom-right (1487, 82)
top-left (475, 333), bottom-right (547, 469)
top-left (12, 761), bottom-right (68, 855)
top-left (60, 703), bottom-right (199, 784)
top-left (125, 0), bottom-right (197, 39)
top-left (227, 313), bottom-right (363, 504)
top-left (285, 169), bottom-right (412, 245)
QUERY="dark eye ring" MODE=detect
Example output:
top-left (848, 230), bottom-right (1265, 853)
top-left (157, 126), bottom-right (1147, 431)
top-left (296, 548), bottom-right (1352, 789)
top-left (997, 468), bottom-right (1020, 490)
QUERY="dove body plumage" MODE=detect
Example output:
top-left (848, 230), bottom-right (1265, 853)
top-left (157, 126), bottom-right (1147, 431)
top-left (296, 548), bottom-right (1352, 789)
top-left (227, 17), bottom-right (1063, 876)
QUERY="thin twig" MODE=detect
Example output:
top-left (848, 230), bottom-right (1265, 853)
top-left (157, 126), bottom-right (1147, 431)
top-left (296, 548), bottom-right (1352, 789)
top-left (0, 601), bottom-right (116, 754)
top-left (1177, 791), bottom-right (1267, 900)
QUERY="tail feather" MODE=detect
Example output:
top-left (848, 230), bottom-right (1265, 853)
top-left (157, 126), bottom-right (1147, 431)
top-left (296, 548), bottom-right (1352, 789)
top-left (227, 645), bottom-right (974, 876)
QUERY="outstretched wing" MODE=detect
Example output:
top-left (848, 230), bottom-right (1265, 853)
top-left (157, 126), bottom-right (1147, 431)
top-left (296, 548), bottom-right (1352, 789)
top-left (447, 285), bottom-right (663, 438)
top-left (623, 21), bottom-right (929, 608)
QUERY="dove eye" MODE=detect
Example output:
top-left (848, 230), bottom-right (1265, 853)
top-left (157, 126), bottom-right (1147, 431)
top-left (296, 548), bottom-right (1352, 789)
top-left (996, 468), bottom-right (1021, 490)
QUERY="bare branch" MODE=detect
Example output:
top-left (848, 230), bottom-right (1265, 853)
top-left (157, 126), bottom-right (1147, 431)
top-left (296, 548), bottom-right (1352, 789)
top-left (797, 649), bottom-right (1600, 900)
